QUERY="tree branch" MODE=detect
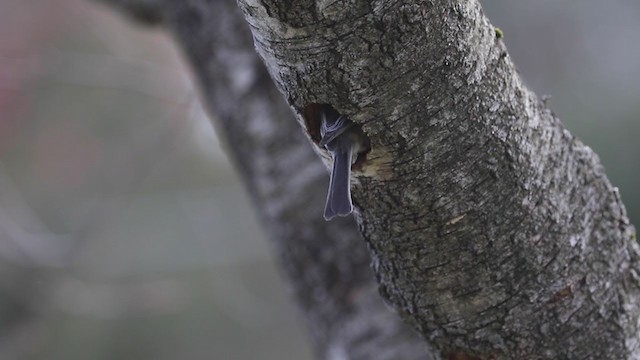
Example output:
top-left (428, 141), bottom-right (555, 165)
top-left (95, 0), bottom-right (164, 24)
top-left (95, 0), bottom-right (435, 358)
top-left (235, 0), bottom-right (640, 358)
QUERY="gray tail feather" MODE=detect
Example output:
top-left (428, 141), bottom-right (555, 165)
top-left (324, 147), bottom-right (353, 220)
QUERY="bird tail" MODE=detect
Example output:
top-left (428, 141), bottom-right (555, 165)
top-left (324, 146), bottom-right (353, 220)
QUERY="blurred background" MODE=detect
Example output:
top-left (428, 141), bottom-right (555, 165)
top-left (0, 0), bottom-right (637, 359)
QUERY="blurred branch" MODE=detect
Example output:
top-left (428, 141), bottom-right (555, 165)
top-left (0, 166), bottom-right (72, 268)
top-left (94, 0), bottom-right (163, 25)
top-left (95, 0), bottom-right (434, 359)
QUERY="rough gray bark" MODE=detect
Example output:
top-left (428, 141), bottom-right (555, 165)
top-left (98, 0), bottom-right (640, 358)
top-left (235, 0), bottom-right (640, 358)
top-left (97, 0), bottom-right (434, 359)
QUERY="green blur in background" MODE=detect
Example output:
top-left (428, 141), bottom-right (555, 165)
top-left (0, 0), bottom-right (638, 359)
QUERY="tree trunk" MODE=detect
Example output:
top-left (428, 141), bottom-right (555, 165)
top-left (98, 0), bottom-right (639, 358)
